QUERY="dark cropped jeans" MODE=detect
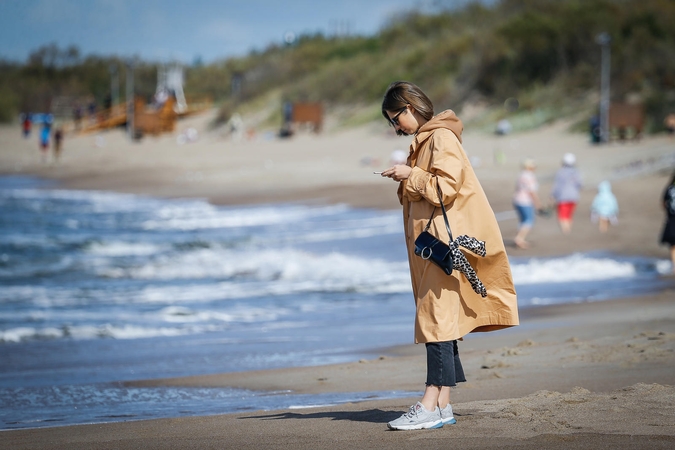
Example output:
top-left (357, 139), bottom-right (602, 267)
top-left (425, 340), bottom-right (466, 387)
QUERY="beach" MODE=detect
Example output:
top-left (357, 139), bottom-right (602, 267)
top-left (4, 293), bottom-right (675, 449)
top-left (1, 111), bottom-right (675, 448)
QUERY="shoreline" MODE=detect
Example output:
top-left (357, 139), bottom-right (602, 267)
top-left (0, 168), bottom-right (671, 260)
top-left (124, 290), bottom-right (675, 398)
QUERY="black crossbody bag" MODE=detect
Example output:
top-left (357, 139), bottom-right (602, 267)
top-left (413, 182), bottom-right (454, 275)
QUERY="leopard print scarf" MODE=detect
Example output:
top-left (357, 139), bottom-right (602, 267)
top-left (451, 235), bottom-right (487, 297)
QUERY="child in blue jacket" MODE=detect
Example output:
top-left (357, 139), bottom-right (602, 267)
top-left (591, 180), bottom-right (619, 233)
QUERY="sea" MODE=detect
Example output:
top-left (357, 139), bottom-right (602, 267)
top-left (0, 175), bottom-right (672, 430)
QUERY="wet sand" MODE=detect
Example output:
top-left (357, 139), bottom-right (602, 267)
top-left (1, 112), bottom-right (675, 448)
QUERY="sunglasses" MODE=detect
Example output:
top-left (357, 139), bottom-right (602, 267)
top-left (389, 107), bottom-right (407, 126)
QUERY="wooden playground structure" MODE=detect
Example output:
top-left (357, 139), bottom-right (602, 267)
top-left (65, 64), bottom-right (212, 137)
top-left (75, 95), bottom-right (212, 137)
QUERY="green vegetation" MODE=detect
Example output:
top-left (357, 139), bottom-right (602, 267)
top-left (1, 0), bottom-right (675, 133)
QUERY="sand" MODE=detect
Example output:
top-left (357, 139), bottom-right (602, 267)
top-left (1, 111), bottom-right (675, 449)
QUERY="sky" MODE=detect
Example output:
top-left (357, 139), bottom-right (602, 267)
top-left (0, 0), bottom-right (462, 64)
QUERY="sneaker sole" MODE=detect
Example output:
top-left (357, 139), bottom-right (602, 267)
top-left (442, 417), bottom-right (457, 425)
top-left (387, 419), bottom-right (444, 431)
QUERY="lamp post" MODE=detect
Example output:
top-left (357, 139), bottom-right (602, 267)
top-left (109, 64), bottom-right (119, 112)
top-left (595, 32), bottom-right (611, 143)
top-left (125, 59), bottom-right (135, 141)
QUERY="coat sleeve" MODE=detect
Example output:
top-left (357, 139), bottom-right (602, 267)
top-left (404, 129), bottom-right (465, 206)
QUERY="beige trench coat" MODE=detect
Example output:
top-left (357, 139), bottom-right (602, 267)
top-left (397, 110), bottom-right (519, 343)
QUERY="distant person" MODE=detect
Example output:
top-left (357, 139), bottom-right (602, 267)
top-left (228, 113), bottom-right (244, 141)
top-left (73, 103), bottom-right (83, 130)
top-left (39, 120), bottom-right (52, 163)
top-left (551, 153), bottom-right (582, 234)
top-left (379, 81), bottom-right (518, 431)
top-left (103, 93), bottom-right (112, 119)
top-left (660, 170), bottom-right (675, 274)
top-left (53, 127), bottom-right (64, 163)
top-left (495, 118), bottom-right (512, 136)
top-left (512, 158), bottom-right (541, 249)
top-left (589, 114), bottom-right (601, 144)
top-left (665, 113), bottom-right (675, 138)
top-left (88, 100), bottom-right (97, 124)
top-left (282, 101), bottom-right (293, 126)
top-left (591, 181), bottom-right (619, 233)
top-left (278, 123), bottom-right (294, 138)
top-left (21, 112), bottom-right (32, 138)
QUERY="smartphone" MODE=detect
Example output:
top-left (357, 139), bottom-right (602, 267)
top-left (373, 171), bottom-right (383, 174)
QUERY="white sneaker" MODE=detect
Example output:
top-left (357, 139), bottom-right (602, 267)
top-left (439, 404), bottom-right (457, 425)
top-left (387, 402), bottom-right (443, 430)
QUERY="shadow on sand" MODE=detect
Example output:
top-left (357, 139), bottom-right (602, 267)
top-left (239, 408), bottom-right (401, 424)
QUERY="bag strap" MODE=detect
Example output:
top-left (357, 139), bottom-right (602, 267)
top-left (423, 178), bottom-right (453, 242)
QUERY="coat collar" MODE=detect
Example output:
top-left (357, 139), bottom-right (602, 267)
top-left (408, 109), bottom-right (464, 159)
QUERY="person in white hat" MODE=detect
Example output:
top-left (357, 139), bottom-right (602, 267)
top-left (551, 153), bottom-right (582, 234)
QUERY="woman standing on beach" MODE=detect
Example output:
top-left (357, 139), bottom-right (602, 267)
top-left (512, 158), bottom-right (541, 248)
top-left (660, 171), bottom-right (675, 274)
top-left (379, 81), bottom-right (519, 430)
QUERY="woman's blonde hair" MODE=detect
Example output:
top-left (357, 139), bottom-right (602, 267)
top-left (381, 81), bottom-right (434, 122)
top-left (522, 158), bottom-right (536, 170)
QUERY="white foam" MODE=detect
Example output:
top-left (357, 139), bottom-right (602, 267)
top-left (96, 247), bottom-right (412, 295)
top-left (655, 259), bottom-right (673, 275)
top-left (262, 218), bottom-right (402, 245)
top-left (2, 253), bottom-right (664, 312)
top-left (86, 241), bottom-right (162, 256)
top-left (0, 326), bottom-right (63, 343)
top-left (141, 203), bottom-right (350, 231)
top-left (87, 324), bottom-right (196, 339)
top-left (99, 250), bottom-right (651, 297)
top-left (0, 324), bottom-right (201, 342)
top-left (511, 253), bottom-right (636, 284)
top-left (157, 305), bottom-right (287, 323)
top-left (1, 187), bottom-right (163, 213)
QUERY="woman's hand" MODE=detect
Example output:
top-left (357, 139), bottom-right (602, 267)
top-left (381, 165), bottom-right (412, 182)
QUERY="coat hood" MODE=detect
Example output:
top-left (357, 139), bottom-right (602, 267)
top-left (598, 180), bottom-right (612, 194)
top-left (592, 180), bottom-right (618, 217)
top-left (416, 110), bottom-right (463, 144)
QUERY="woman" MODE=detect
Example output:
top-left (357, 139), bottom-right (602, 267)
top-left (661, 171), bottom-right (675, 274)
top-left (512, 158), bottom-right (541, 248)
top-left (379, 81), bottom-right (519, 430)
top-left (551, 153), bottom-right (582, 234)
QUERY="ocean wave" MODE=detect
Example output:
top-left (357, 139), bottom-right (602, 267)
top-left (85, 241), bottom-right (164, 256)
top-left (511, 253), bottom-right (637, 284)
top-left (0, 323), bottom-right (204, 343)
top-left (0, 187), bottom-right (163, 214)
top-left (95, 246), bottom-right (410, 283)
top-left (96, 247), bottom-right (654, 288)
top-left (140, 203), bottom-right (351, 231)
